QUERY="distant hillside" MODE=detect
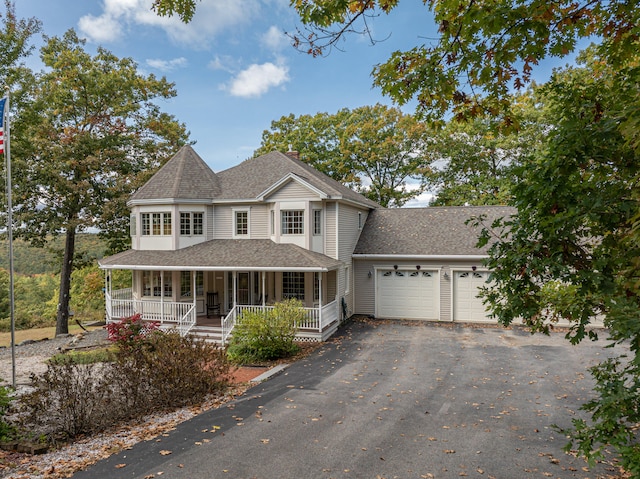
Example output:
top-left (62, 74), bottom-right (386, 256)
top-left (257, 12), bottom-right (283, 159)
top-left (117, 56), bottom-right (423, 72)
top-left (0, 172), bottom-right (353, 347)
top-left (0, 234), bottom-right (108, 275)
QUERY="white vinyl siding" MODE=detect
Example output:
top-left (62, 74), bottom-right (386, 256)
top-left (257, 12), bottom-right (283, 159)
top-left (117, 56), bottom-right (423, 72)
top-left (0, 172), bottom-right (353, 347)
top-left (268, 179), bottom-right (321, 201)
top-left (325, 202), bottom-right (337, 259)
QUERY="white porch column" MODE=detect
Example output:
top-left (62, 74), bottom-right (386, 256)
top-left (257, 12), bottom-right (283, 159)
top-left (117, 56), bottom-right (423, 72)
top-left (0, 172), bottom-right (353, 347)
top-left (193, 271), bottom-right (197, 311)
top-left (232, 271), bottom-right (237, 308)
top-left (318, 272), bottom-right (323, 327)
top-left (262, 271), bottom-right (266, 307)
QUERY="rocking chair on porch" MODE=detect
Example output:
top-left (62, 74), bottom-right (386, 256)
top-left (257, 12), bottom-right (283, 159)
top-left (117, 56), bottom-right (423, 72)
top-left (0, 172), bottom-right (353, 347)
top-left (206, 292), bottom-right (220, 318)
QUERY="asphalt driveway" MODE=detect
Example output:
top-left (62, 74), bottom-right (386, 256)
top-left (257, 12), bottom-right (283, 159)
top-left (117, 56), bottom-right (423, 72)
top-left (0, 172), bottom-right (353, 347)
top-left (73, 319), bottom-right (622, 479)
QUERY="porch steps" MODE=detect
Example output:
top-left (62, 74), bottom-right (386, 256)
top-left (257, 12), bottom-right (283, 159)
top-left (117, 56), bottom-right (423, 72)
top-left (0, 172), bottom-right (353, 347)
top-left (190, 325), bottom-right (225, 343)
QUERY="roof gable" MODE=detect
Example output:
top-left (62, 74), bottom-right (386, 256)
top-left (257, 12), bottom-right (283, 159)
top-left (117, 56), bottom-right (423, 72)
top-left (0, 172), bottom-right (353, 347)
top-left (130, 145), bottom-right (220, 202)
top-left (259, 173), bottom-right (328, 201)
top-left (216, 151), bottom-right (379, 208)
top-left (354, 206), bottom-right (515, 256)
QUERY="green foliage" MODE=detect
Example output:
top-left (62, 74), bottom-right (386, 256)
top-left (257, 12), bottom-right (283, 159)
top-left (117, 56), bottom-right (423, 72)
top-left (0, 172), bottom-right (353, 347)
top-left (0, 235), bottom-right (108, 276)
top-left (227, 299), bottom-right (304, 363)
top-left (558, 357), bottom-right (640, 475)
top-left (20, 331), bottom-right (232, 441)
top-left (256, 104), bottom-right (432, 207)
top-left (0, 385), bottom-right (16, 441)
top-left (474, 51), bottom-right (640, 469)
top-left (9, 28), bottom-right (189, 335)
top-left (290, 0), bottom-right (640, 125)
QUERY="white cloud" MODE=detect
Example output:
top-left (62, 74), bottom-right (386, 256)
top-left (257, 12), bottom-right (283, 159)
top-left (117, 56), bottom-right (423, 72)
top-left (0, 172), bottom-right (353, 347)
top-left (227, 62), bottom-right (290, 98)
top-left (261, 25), bottom-right (288, 52)
top-left (79, 0), bottom-right (259, 47)
top-left (146, 57), bottom-right (188, 72)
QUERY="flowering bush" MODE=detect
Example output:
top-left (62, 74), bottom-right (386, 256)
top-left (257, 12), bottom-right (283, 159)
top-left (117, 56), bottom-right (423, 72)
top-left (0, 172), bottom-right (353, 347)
top-left (105, 314), bottom-right (159, 349)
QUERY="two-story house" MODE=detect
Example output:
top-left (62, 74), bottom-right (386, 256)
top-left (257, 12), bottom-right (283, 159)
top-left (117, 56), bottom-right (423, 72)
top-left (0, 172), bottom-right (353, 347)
top-left (99, 146), bottom-right (378, 342)
top-left (100, 145), bottom-right (531, 342)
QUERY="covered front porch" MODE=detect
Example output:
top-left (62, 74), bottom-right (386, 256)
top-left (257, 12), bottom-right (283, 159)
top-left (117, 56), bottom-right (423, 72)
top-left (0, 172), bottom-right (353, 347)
top-left (99, 239), bottom-right (344, 342)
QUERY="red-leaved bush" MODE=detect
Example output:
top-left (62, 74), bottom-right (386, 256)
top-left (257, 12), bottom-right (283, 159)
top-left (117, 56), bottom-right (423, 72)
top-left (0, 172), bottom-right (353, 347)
top-left (105, 314), bottom-right (159, 349)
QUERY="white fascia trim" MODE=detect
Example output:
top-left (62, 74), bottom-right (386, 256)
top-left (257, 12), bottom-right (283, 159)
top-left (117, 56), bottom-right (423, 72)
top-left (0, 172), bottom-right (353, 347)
top-left (98, 264), bottom-right (334, 272)
top-left (128, 198), bottom-right (214, 207)
top-left (352, 254), bottom-right (488, 260)
top-left (257, 173), bottom-right (329, 201)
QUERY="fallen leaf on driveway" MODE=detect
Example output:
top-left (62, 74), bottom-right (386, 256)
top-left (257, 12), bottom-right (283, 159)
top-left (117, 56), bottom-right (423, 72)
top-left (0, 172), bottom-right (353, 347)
top-left (115, 463), bottom-right (127, 468)
top-left (159, 450), bottom-right (172, 456)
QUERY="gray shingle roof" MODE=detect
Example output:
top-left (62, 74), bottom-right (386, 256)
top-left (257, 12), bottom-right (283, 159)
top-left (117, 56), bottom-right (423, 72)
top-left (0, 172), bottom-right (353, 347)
top-left (130, 147), bottom-right (378, 209)
top-left (130, 145), bottom-right (221, 202)
top-left (215, 151), bottom-right (379, 208)
top-left (353, 206), bottom-right (515, 256)
top-left (99, 239), bottom-right (342, 271)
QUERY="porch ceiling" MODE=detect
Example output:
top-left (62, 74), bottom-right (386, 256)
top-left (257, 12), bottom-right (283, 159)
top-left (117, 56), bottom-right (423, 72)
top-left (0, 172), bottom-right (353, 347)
top-left (98, 239), bottom-right (343, 272)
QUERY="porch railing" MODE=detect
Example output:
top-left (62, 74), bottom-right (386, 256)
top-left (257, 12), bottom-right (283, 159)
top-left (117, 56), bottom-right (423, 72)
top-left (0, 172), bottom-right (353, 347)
top-left (221, 299), bottom-right (339, 343)
top-left (105, 288), bottom-right (196, 337)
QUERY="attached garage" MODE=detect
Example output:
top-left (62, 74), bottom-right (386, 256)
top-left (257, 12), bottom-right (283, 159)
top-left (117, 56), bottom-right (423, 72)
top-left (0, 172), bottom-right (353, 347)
top-left (453, 270), bottom-right (491, 322)
top-left (376, 269), bottom-right (439, 320)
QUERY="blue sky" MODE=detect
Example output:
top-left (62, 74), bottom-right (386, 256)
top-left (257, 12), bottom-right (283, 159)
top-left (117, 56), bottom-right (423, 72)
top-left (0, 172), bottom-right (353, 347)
top-left (15, 0), bottom-right (580, 207)
top-left (16, 0), bottom-right (440, 171)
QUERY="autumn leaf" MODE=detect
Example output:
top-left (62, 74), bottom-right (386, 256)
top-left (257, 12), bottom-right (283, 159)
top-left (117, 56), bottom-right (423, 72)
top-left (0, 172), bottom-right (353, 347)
top-left (159, 450), bottom-right (172, 455)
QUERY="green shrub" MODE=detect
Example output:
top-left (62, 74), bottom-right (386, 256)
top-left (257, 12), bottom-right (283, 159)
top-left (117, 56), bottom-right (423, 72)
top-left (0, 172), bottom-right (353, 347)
top-left (0, 385), bottom-right (17, 441)
top-left (227, 298), bottom-right (304, 364)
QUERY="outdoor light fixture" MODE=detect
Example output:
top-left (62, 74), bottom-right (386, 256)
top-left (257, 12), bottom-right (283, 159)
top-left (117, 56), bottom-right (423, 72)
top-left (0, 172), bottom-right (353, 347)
top-left (368, 270), bottom-right (372, 278)
top-left (416, 265), bottom-right (421, 270)
top-left (444, 272), bottom-right (450, 280)
top-left (393, 264), bottom-right (398, 270)
top-left (472, 266), bottom-right (477, 271)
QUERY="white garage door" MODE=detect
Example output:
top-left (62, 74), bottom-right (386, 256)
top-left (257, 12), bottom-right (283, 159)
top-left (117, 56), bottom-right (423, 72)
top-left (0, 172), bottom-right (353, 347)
top-left (377, 269), bottom-right (438, 320)
top-left (453, 271), bottom-right (492, 322)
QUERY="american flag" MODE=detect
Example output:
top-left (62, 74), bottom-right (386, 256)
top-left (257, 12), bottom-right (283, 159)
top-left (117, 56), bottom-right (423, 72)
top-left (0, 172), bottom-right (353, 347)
top-left (0, 97), bottom-right (5, 155)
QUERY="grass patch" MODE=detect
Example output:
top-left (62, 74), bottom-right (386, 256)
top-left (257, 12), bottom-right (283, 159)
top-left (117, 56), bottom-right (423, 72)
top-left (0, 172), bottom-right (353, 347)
top-left (0, 324), bottom-right (102, 348)
top-left (49, 347), bottom-right (116, 365)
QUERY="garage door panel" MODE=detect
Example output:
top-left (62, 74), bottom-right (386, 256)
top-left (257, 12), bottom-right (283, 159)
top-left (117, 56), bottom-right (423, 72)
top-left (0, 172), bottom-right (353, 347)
top-left (377, 269), bottom-right (438, 320)
top-left (453, 271), bottom-right (492, 322)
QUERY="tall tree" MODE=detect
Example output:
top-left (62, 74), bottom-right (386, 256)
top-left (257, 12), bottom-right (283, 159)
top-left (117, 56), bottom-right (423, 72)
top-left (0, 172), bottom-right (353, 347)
top-left (11, 30), bottom-right (189, 335)
top-left (0, 0), bottom-right (41, 92)
top-left (474, 51), bottom-right (640, 471)
top-left (256, 104), bottom-right (431, 207)
top-left (429, 98), bottom-right (544, 206)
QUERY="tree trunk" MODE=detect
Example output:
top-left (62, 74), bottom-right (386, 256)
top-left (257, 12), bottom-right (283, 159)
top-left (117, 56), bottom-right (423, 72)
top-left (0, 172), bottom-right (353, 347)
top-left (56, 228), bottom-right (76, 336)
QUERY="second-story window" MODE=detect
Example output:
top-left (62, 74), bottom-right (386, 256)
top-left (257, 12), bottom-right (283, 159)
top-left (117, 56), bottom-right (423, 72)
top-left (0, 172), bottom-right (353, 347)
top-left (180, 212), bottom-right (204, 236)
top-left (141, 212), bottom-right (171, 236)
top-left (313, 209), bottom-right (322, 236)
top-left (282, 210), bottom-right (304, 235)
top-left (235, 210), bottom-right (248, 236)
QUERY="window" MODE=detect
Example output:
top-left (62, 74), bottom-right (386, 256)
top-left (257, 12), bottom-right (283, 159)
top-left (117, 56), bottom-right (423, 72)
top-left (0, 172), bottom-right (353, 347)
top-left (180, 213), bottom-right (191, 235)
top-left (130, 214), bottom-right (137, 237)
top-left (283, 272), bottom-right (305, 300)
top-left (141, 214), bottom-right (150, 236)
top-left (313, 210), bottom-right (322, 236)
top-left (281, 210), bottom-right (304, 235)
top-left (180, 212), bottom-right (204, 236)
top-left (142, 271), bottom-right (172, 297)
top-left (141, 212), bottom-right (171, 236)
top-left (180, 271), bottom-right (204, 297)
top-left (314, 272), bottom-right (320, 302)
top-left (235, 210), bottom-right (248, 236)
top-left (163, 271), bottom-right (172, 297)
top-left (270, 210), bottom-right (275, 235)
top-left (163, 214), bottom-right (172, 235)
top-left (193, 212), bottom-right (203, 235)
top-left (345, 266), bottom-right (350, 294)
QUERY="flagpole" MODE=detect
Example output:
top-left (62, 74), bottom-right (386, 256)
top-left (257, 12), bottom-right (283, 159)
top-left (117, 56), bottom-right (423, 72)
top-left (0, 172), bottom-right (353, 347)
top-left (3, 88), bottom-right (16, 388)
